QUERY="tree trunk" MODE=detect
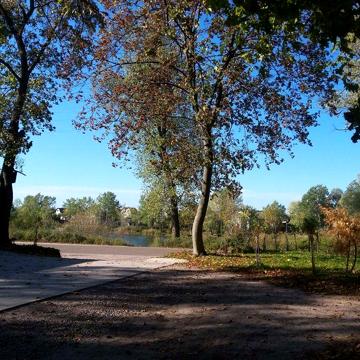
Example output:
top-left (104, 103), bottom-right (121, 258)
top-left (255, 235), bottom-right (260, 267)
top-left (262, 234), bottom-right (267, 251)
top-left (274, 232), bottom-right (278, 252)
top-left (192, 137), bottom-right (213, 256)
top-left (285, 232), bottom-right (289, 251)
top-left (0, 66), bottom-right (29, 248)
top-left (315, 231), bottom-right (320, 252)
top-left (170, 195), bottom-right (180, 238)
top-left (309, 233), bottom-right (316, 275)
top-left (293, 233), bottom-right (297, 251)
top-left (350, 241), bottom-right (357, 273)
top-left (346, 239), bottom-right (351, 272)
top-left (0, 157), bottom-right (16, 248)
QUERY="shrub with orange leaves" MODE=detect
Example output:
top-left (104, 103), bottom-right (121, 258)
top-left (322, 207), bottom-right (360, 272)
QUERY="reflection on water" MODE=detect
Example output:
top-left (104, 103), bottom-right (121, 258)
top-left (121, 234), bottom-right (153, 247)
top-left (108, 233), bottom-right (191, 248)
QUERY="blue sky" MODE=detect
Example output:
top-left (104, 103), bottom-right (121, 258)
top-left (13, 99), bottom-right (359, 210)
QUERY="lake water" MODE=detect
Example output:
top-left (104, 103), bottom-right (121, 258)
top-left (120, 234), bottom-right (153, 247)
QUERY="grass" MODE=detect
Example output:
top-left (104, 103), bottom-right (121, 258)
top-left (11, 228), bottom-right (130, 246)
top-left (171, 250), bottom-right (358, 272)
top-left (17, 237), bottom-right (129, 246)
top-left (170, 250), bottom-right (360, 296)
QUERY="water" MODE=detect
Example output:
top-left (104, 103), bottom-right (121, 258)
top-left (120, 234), bottom-right (153, 247)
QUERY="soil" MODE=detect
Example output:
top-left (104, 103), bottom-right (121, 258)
top-left (0, 265), bottom-right (359, 360)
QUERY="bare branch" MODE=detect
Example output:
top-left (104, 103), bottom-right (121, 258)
top-left (0, 58), bottom-right (20, 81)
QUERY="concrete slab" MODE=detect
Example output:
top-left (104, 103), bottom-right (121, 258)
top-left (0, 246), bottom-right (185, 311)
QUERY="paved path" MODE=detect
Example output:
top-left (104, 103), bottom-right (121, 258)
top-left (0, 243), bottom-right (185, 311)
top-left (38, 242), bottom-right (182, 258)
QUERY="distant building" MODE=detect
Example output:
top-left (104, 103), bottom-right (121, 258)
top-left (55, 207), bottom-right (67, 222)
top-left (120, 207), bottom-right (138, 226)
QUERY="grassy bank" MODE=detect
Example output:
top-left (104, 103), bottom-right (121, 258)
top-left (170, 250), bottom-right (360, 296)
top-left (11, 228), bottom-right (129, 246)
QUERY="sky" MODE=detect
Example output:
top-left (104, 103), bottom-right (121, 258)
top-left (13, 99), bottom-right (360, 210)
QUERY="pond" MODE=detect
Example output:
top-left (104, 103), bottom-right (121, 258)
top-left (106, 233), bottom-right (170, 247)
top-left (120, 234), bottom-right (153, 247)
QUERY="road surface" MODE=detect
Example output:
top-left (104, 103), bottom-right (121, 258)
top-left (37, 242), bottom-right (183, 259)
top-left (0, 243), bottom-right (186, 311)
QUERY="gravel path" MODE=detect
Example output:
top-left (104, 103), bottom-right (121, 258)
top-left (0, 265), bottom-right (359, 359)
top-left (0, 246), bottom-right (184, 310)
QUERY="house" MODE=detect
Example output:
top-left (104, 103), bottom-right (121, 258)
top-left (55, 207), bottom-right (67, 222)
top-left (120, 207), bottom-right (138, 226)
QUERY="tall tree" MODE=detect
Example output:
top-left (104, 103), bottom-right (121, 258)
top-left (301, 185), bottom-right (330, 228)
top-left (288, 199), bottom-right (318, 272)
top-left (261, 201), bottom-right (286, 251)
top-left (328, 188), bottom-right (344, 208)
top-left (208, 1), bottom-right (360, 142)
top-left (96, 192), bottom-right (120, 227)
top-left (323, 206), bottom-right (360, 272)
top-left (63, 196), bottom-right (95, 218)
top-left (205, 188), bottom-right (241, 237)
top-left (12, 193), bottom-right (56, 244)
top-left (138, 184), bottom-right (169, 230)
top-left (79, 0), bottom-right (340, 255)
top-left (0, 0), bottom-right (102, 247)
top-left (328, 38), bottom-right (360, 142)
top-left (340, 175), bottom-right (360, 214)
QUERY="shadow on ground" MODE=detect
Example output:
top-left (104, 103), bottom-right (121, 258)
top-left (0, 269), bottom-right (359, 359)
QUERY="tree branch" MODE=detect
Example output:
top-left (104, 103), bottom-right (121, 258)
top-left (0, 58), bottom-right (20, 81)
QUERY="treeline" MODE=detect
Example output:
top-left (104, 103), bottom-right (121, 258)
top-left (10, 192), bottom-right (131, 245)
top-left (10, 174), bottom-right (360, 272)
top-left (138, 175), bottom-right (360, 273)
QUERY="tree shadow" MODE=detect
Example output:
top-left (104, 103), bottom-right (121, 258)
top-left (0, 269), bottom-right (358, 359)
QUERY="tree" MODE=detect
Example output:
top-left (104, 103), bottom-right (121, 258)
top-left (79, 0), bottom-right (340, 255)
top-left (63, 197), bottom-right (95, 218)
top-left (95, 192), bottom-right (120, 227)
top-left (288, 201), bottom-right (304, 250)
top-left (138, 185), bottom-right (169, 230)
top-left (0, 0), bottom-right (102, 247)
top-left (340, 175), bottom-right (360, 214)
top-left (207, 1), bottom-right (360, 142)
top-left (135, 111), bottom-right (200, 238)
top-left (288, 199), bottom-right (318, 273)
top-left (302, 216), bottom-right (318, 275)
top-left (261, 201), bottom-right (286, 251)
top-left (12, 193), bottom-right (56, 245)
top-left (328, 188), bottom-right (344, 208)
top-left (207, 1), bottom-right (359, 45)
top-left (302, 184), bottom-right (330, 226)
top-left (238, 204), bottom-right (263, 256)
top-left (323, 207), bottom-right (360, 272)
top-left (205, 188), bottom-right (241, 237)
top-left (328, 37), bottom-right (360, 140)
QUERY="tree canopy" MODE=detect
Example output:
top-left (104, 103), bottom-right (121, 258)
top-left (78, 0), bottom-right (341, 255)
top-left (340, 175), bottom-right (360, 214)
top-left (0, 0), bottom-right (103, 246)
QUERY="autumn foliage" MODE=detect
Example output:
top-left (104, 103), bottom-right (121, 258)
top-left (322, 207), bottom-right (360, 272)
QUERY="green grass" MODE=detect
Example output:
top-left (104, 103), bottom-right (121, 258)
top-left (11, 228), bottom-right (129, 246)
top-left (170, 250), bottom-right (360, 296)
top-left (170, 250), bottom-right (359, 274)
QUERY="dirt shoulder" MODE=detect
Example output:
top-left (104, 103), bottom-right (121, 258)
top-left (0, 265), bottom-right (359, 360)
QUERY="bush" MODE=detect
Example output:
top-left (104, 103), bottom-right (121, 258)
top-left (10, 228), bottom-right (128, 246)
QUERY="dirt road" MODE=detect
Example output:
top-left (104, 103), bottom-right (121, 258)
top-left (0, 265), bottom-right (358, 359)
